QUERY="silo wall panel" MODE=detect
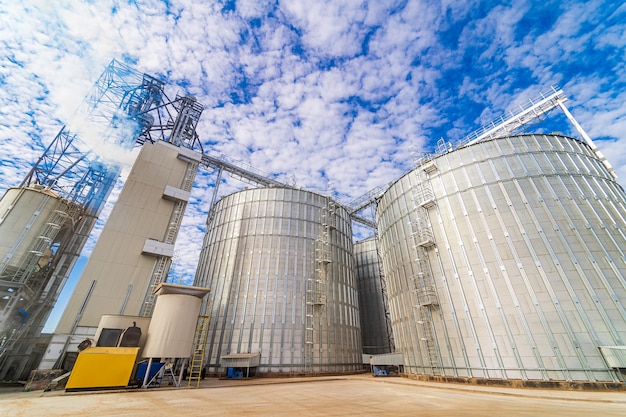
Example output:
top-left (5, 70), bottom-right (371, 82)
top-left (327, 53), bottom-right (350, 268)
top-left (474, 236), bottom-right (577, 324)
top-left (354, 237), bottom-right (392, 354)
top-left (378, 134), bottom-right (626, 383)
top-left (0, 188), bottom-right (63, 271)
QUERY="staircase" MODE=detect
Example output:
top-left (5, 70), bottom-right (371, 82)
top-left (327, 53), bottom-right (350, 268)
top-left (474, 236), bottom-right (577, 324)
top-left (409, 165), bottom-right (440, 375)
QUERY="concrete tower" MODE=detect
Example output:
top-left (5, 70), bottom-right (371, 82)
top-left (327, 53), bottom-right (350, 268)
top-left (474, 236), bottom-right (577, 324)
top-left (39, 140), bottom-right (202, 369)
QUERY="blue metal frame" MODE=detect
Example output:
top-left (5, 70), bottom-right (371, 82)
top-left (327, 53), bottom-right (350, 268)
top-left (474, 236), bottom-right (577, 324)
top-left (20, 59), bottom-right (166, 215)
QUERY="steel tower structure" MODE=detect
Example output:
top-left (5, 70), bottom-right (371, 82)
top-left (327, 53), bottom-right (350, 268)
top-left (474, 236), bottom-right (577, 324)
top-left (0, 59), bottom-right (180, 381)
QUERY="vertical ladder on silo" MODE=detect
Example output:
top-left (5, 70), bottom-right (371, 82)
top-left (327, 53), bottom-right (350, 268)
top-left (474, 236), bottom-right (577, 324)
top-left (410, 162), bottom-right (440, 375)
top-left (316, 199), bottom-right (334, 306)
top-left (188, 310), bottom-right (210, 387)
top-left (304, 277), bottom-right (315, 373)
top-left (305, 199), bottom-right (334, 373)
top-left (139, 197), bottom-right (184, 315)
top-left (418, 305), bottom-right (439, 373)
top-left (164, 160), bottom-right (197, 245)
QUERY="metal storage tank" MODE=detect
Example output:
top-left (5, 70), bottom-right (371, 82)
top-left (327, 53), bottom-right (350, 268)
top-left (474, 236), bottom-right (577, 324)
top-left (194, 187), bottom-right (361, 374)
top-left (0, 187), bottom-right (68, 276)
top-left (377, 133), bottom-right (626, 383)
top-left (354, 237), bottom-right (393, 354)
top-left (0, 186), bottom-right (82, 380)
top-left (142, 283), bottom-right (209, 359)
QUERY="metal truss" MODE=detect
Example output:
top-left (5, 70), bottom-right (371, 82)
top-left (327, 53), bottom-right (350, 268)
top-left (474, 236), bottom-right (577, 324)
top-left (461, 86), bottom-right (567, 146)
top-left (20, 59), bottom-right (166, 214)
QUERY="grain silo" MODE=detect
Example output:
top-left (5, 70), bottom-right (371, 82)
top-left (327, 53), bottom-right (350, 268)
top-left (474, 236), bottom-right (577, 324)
top-left (194, 187), bottom-right (362, 375)
top-left (354, 237), bottom-right (393, 354)
top-left (0, 186), bottom-right (83, 380)
top-left (377, 133), bottom-right (626, 383)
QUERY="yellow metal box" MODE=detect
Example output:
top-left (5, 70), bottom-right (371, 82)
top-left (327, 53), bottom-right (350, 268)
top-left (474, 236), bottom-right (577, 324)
top-left (65, 347), bottom-right (139, 390)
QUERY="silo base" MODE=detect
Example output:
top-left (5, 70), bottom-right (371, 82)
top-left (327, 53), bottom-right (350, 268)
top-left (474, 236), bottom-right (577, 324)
top-left (206, 368), bottom-right (369, 379)
top-left (401, 373), bottom-right (626, 391)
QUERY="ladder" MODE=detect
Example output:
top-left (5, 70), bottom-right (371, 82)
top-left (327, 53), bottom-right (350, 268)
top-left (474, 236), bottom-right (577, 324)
top-left (164, 160), bottom-right (196, 245)
top-left (305, 199), bottom-right (334, 372)
top-left (139, 256), bottom-right (170, 317)
top-left (139, 160), bottom-right (199, 317)
top-left (305, 240), bottom-right (327, 372)
top-left (188, 313), bottom-right (210, 387)
top-left (409, 166), bottom-right (440, 374)
top-left (138, 199), bottom-right (183, 317)
top-left (418, 306), bottom-right (440, 375)
top-left (304, 282), bottom-right (315, 373)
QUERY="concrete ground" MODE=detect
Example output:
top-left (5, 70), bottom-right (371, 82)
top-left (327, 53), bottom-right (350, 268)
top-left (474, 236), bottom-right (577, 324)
top-left (2, 374), bottom-right (625, 416)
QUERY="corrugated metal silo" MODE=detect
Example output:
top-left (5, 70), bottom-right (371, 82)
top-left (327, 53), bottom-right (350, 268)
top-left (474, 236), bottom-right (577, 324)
top-left (377, 134), bottom-right (626, 383)
top-left (194, 187), bottom-right (361, 374)
top-left (0, 186), bottom-right (81, 380)
top-left (354, 237), bottom-right (392, 354)
top-left (0, 187), bottom-right (68, 276)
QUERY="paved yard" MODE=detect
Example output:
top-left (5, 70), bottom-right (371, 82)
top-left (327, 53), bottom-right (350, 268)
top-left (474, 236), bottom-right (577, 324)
top-left (2, 375), bottom-right (625, 416)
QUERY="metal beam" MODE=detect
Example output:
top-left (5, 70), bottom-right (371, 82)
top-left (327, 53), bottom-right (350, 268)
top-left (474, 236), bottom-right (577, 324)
top-left (200, 153), bottom-right (290, 188)
top-left (461, 86), bottom-right (567, 147)
top-left (347, 186), bottom-right (386, 215)
top-left (198, 154), bottom-right (378, 228)
top-left (557, 100), bottom-right (617, 178)
top-left (351, 214), bottom-right (376, 229)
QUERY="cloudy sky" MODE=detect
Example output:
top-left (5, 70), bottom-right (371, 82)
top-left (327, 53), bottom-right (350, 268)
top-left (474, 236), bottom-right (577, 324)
top-left (1, 1), bottom-right (625, 330)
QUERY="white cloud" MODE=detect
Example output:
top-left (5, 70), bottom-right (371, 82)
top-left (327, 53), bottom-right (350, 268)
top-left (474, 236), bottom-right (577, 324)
top-left (281, 0), bottom-right (369, 57)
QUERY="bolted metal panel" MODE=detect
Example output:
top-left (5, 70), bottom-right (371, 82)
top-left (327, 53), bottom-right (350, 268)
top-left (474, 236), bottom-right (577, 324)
top-left (354, 237), bottom-right (392, 354)
top-left (194, 187), bottom-right (361, 374)
top-left (377, 134), bottom-right (626, 383)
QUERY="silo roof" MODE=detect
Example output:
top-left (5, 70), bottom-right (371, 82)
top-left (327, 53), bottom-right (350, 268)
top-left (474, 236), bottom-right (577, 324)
top-left (153, 283), bottom-right (210, 298)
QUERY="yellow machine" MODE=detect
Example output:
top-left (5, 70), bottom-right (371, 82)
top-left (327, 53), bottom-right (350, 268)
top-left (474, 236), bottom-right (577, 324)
top-left (65, 347), bottom-right (139, 390)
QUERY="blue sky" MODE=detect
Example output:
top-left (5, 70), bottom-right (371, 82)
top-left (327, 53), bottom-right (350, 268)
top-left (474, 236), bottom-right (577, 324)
top-left (1, 1), bottom-right (625, 330)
